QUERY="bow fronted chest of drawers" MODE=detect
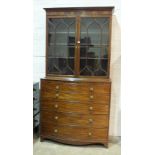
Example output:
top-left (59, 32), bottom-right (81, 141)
top-left (40, 77), bottom-right (111, 147)
top-left (40, 7), bottom-right (114, 147)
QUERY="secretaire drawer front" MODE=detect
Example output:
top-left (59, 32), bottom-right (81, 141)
top-left (41, 80), bottom-right (111, 102)
top-left (41, 100), bottom-right (109, 114)
top-left (41, 122), bottom-right (108, 141)
top-left (41, 80), bottom-right (111, 94)
top-left (61, 82), bottom-right (89, 93)
top-left (41, 80), bottom-right (89, 93)
top-left (41, 111), bottom-right (109, 128)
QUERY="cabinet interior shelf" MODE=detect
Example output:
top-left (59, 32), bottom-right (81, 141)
top-left (49, 43), bottom-right (109, 46)
top-left (49, 32), bottom-right (75, 34)
top-left (48, 32), bottom-right (108, 34)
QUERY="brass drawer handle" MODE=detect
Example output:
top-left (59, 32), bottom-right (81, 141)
top-left (90, 87), bottom-right (94, 91)
top-left (54, 129), bottom-right (58, 133)
top-left (88, 118), bottom-right (93, 123)
top-left (54, 104), bottom-right (58, 108)
top-left (56, 85), bottom-right (59, 90)
top-left (55, 94), bottom-right (59, 98)
top-left (88, 132), bottom-right (92, 136)
top-left (54, 116), bottom-right (58, 120)
top-left (90, 95), bottom-right (94, 99)
top-left (89, 106), bottom-right (93, 110)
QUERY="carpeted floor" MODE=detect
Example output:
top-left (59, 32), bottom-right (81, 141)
top-left (33, 136), bottom-right (121, 155)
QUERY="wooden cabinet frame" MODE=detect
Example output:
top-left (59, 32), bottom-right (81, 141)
top-left (40, 7), bottom-right (114, 147)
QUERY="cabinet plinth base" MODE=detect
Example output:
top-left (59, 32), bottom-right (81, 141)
top-left (40, 136), bottom-right (108, 148)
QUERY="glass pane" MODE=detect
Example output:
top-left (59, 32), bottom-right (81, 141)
top-left (80, 46), bottom-right (102, 58)
top-left (87, 47), bottom-right (101, 58)
top-left (80, 17), bottom-right (109, 46)
top-left (48, 45), bottom-right (75, 58)
top-left (80, 17), bottom-right (109, 76)
top-left (47, 58), bottom-right (62, 74)
top-left (47, 18), bottom-right (76, 75)
top-left (80, 46), bottom-right (87, 57)
top-left (68, 36), bottom-right (75, 46)
top-left (101, 59), bottom-right (108, 74)
top-left (80, 59), bottom-right (93, 76)
top-left (80, 58), bottom-right (101, 76)
top-left (101, 46), bottom-right (109, 58)
top-left (102, 33), bottom-right (109, 45)
top-left (94, 59), bottom-right (108, 76)
top-left (47, 58), bottom-right (74, 75)
top-left (48, 18), bottom-right (76, 45)
top-left (80, 36), bottom-right (92, 46)
top-left (55, 32), bottom-right (68, 44)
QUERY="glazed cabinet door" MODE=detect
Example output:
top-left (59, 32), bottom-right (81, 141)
top-left (46, 16), bottom-right (111, 77)
top-left (47, 18), bottom-right (76, 75)
top-left (79, 17), bottom-right (110, 77)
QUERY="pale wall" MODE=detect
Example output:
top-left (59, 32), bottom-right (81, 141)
top-left (33, 0), bottom-right (121, 136)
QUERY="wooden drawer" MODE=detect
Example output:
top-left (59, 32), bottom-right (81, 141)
top-left (41, 111), bottom-right (109, 128)
top-left (41, 122), bottom-right (108, 141)
top-left (41, 79), bottom-right (60, 89)
top-left (42, 81), bottom-right (90, 93)
top-left (88, 94), bottom-right (110, 102)
top-left (41, 91), bottom-right (110, 102)
top-left (61, 82), bottom-right (89, 93)
top-left (89, 83), bottom-right (111, 94)
top-left (61, 82), bottom-right (110, 94)
top-left (41, 91), bottom-right (88, 101)
top-left (41, 100), bottom-right (109, 114)
top-left (41, 79), bottom-right (111, 94)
